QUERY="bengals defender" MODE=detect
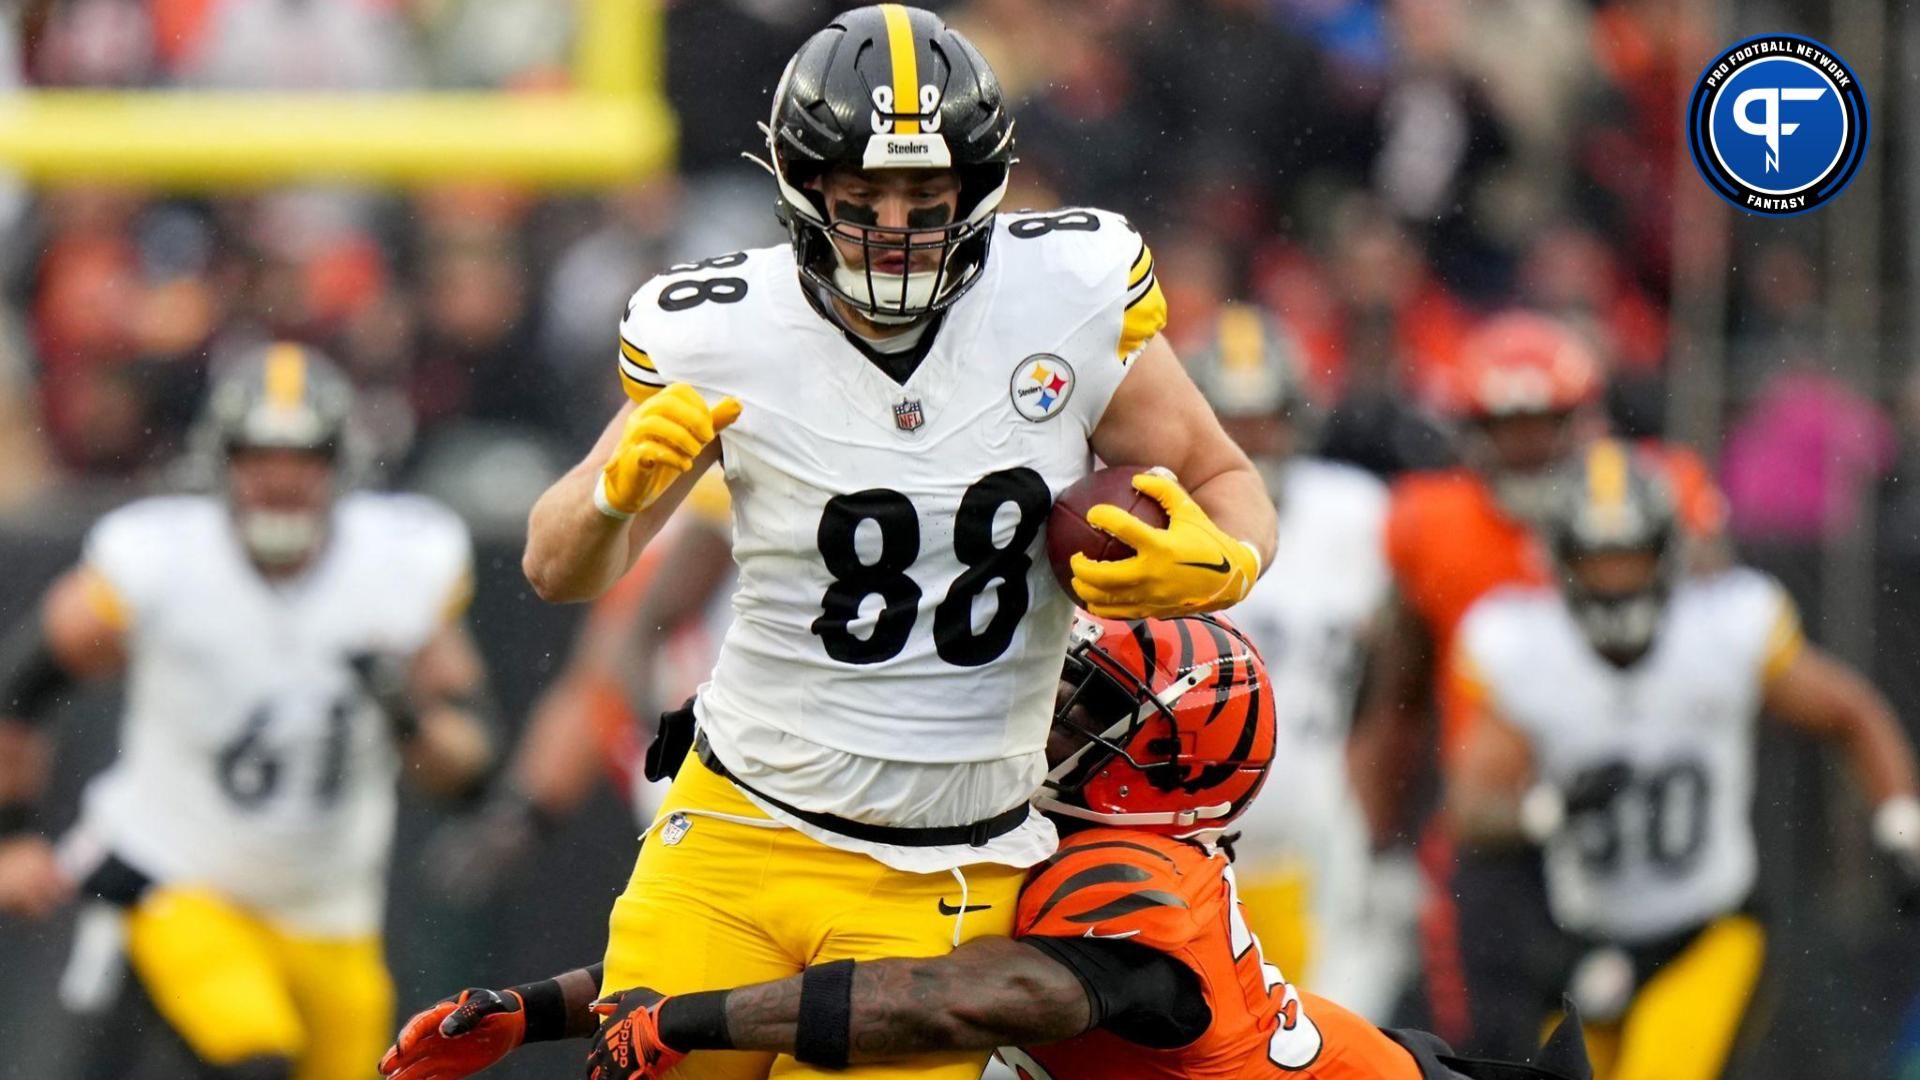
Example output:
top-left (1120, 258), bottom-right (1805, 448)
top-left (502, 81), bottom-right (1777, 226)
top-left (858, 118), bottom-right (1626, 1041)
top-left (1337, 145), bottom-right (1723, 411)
top-left (1345, 312), bottom-right (1722, 1054)
top-left (517, 7), bottom-right (1276, 1079)
top-left (1448, 441), bottom-right (1920, 1079)
top-left (0, 345), bottom-right (495, 1080)
top-left (379, 614), bottom-right (1592, 1080)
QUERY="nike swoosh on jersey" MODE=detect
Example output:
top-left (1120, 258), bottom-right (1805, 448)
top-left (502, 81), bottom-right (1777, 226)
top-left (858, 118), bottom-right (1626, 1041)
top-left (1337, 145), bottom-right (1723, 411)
top-left (938, 899), bottom-right (995, 916)
top-left (1175, 557), bottom-right (1232, 574)
top-left (1081, 927), bottom-right (1142, 940)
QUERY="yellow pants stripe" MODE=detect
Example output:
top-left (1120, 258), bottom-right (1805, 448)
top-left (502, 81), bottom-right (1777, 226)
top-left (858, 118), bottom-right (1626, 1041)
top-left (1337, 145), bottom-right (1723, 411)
top-left (1584, 914), bottom-right (1766, 1080)
top-left (125, 886), bottom-right (392, 1080)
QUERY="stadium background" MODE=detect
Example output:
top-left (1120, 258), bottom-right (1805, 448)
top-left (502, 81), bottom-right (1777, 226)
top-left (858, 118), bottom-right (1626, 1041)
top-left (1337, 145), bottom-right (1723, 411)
top-left (0, 0), bottom-right (1917, 1076)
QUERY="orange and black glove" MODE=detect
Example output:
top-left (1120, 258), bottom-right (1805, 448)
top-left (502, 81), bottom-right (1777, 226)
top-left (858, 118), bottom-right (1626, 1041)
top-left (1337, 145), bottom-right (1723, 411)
top-left (587, 988), bottom-right (688, 1080)
top-left (379, 988), bottom-right (526, 1080)
top-left (1070, 468), bottom-right (1261, 619)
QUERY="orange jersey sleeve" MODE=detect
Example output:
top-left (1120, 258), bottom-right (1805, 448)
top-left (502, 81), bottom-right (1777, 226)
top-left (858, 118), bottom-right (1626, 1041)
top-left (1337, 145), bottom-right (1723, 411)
top-left (1634, 439), bottom-right (1727, 538)
top-left (1017, 833), bottom-right (1210, 953)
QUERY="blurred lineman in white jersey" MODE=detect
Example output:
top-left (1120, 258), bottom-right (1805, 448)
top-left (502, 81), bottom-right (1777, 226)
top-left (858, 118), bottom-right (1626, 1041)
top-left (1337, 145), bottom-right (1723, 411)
top-left (0, 344), bottom-right (496, 1080)
top-left (1194, 304), bottom-right (1417, 1021)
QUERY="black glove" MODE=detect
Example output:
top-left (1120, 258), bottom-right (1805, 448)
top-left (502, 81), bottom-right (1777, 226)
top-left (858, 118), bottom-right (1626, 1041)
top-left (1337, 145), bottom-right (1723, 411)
top-left (348, 651), bottom-right (420, 742)
top-left (425, 788), bottom-right (557, 904)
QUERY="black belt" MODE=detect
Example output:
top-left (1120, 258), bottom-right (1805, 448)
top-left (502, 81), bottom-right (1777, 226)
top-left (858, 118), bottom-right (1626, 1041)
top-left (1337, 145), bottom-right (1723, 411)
top-left (693, 731), bottom-right (1029, 848)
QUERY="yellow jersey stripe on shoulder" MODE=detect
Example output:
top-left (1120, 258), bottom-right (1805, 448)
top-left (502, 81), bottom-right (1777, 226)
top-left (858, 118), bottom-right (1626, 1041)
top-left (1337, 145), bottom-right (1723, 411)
top-left (439, 567), bottom-right (476, 624)
top-left (619, 368), bottom-right (665, 404)
top-left (619, 338), bottom-right (657, 372)
top-left (1128, 240), bottom-right (1154, 288)
top-left (78, 565), bottom-right (130, 631)
top-left (1118, 276), bottom-right (1167, 362)
top-left (1760, 588), bottom-right (1806, 684)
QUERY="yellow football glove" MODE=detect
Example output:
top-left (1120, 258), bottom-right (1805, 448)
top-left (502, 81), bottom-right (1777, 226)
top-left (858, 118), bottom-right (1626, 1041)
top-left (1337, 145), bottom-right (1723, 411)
top-left (1069, 468), bottom-right (1262, 619)
top-left (596, 383), bottom-right (742, 520)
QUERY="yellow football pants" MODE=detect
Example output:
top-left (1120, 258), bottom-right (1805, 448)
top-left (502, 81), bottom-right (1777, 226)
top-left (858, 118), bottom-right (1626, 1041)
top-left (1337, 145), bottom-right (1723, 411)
top-left (602, 754), bottom-right (1028, 1080)
top-left (1582, 915), bottom-right (1766, 1080)
top-left (125, 886), bottom-right (392, 1080)
top-left (1234, 862), bottom-right (1315, 988)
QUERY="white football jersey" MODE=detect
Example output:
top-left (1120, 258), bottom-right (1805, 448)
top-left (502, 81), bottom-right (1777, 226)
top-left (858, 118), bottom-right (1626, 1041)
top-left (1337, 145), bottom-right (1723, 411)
top-left (1458, 569), bottom-right (1802, 943)
top-left (616, 208), bottom-right (1165, 871)
top-left (1222, 458), bottom-right (1405, 1017)
top-left (1228, 458), bottom-right (1389, 850)
top-left (75, 493), bottom-right (471, 935)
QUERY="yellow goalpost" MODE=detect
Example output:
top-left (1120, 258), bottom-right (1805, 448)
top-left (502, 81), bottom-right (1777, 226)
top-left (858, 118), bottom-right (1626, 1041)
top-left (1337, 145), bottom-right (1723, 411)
top-left (0, 0), bottom-right (672, 188)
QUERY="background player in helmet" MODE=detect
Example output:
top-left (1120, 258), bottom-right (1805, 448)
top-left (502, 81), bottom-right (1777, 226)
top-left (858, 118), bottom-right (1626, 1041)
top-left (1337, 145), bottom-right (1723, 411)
top-left (516, 8), bottom-right (1276, 1078)
top-left (0, 344), bottom-right (497, 1080)
top-left (1447, 440), bottom-right (1920, 1080)
top-left (377, 613), bottom-right (1592, 1080)
top-left (1345, 310), bottom-right (1724, 1055)
top-left (1189, 303), bottom-right (1415, 1021)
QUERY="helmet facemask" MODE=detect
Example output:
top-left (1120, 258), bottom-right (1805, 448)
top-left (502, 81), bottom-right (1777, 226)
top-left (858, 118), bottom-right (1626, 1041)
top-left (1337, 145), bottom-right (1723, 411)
top-left (771, 138), bottom-right (1007, 324)
top-left (1548, 442), bottom-right (1684, 667)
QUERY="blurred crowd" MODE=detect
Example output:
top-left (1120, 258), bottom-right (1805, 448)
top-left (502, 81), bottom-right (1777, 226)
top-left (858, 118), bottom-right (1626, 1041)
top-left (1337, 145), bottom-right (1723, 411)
top-left (0, 0), bottom-right (1897, 550)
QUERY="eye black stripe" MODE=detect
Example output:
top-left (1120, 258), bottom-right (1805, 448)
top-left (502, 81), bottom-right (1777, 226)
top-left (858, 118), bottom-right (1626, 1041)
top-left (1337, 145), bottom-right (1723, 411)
top-left (1028, 863), bottom-right (1152, 928)
top-left (1063, 889), bottom-right (1189, 924)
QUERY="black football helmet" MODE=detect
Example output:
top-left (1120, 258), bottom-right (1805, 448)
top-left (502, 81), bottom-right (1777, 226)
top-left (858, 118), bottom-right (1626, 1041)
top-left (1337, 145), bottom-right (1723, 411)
top-left (762, 4), bottom-right (1015, 323)
top-left (1543, 439), bottom-right (1682, 665)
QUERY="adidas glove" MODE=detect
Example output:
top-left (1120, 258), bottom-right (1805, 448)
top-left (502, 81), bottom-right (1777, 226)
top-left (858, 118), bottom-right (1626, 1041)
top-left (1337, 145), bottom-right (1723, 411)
top-left (597, 384), bottom-right (741, 520)
top-left (1070, 468), bottom-right (1261, 619)
top-left (587, 988), bottom-right (687, 1080)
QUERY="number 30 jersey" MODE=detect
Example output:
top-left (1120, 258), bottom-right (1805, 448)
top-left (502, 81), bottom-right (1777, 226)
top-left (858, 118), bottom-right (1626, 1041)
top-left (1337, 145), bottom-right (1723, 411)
top-left (616, 209), bottom-right (1166, 872)
top-left (1455, 569), bottom-right (1804, 943)
top-left (74, 493), bottom-right (472, 935)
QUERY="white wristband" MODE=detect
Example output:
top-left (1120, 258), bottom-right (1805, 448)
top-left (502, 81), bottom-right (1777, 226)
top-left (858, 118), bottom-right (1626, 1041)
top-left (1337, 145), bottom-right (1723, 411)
top-left (593, 477), bottom-right (636, 522)
top-left (1872, 794), bottom-right (1920, 854)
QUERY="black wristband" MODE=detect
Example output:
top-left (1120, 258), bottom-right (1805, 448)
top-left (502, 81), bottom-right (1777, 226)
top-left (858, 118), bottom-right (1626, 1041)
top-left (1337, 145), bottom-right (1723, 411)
top-left (0, 624), bottom-right (75, 725)
top-left (511, 978), bottom-right (570, 1044)
top-left (0, 802), bottom-right (35, 838)
top-left (794, 958), bottom-right (855, 1070)
top-left (656, 990), bottom-right (734, 1052)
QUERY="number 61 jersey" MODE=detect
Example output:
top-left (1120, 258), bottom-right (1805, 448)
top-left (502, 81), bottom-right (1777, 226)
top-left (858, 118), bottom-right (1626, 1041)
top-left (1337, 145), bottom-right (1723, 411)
top-left (1455, 568), bottom-right (1804, 944)
top-left (72, 493), bottom-right (472, 936)
top-left (616, 209), bottom-right (1166, 871)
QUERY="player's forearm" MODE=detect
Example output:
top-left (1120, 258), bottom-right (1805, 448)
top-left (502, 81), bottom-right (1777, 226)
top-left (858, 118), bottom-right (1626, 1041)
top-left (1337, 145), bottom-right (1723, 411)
top-left (1834, 700), bottom-right (1920, 806)
top-left (0, 722), bottom-right (50, 808)
top-left (1188, 464), bottom-right (1277, 570)
top-left (404, 706), bottom-right (496, 798)
top-left (717, 940), bottom-right (1092, 1062)
top-left (523, 466), bottom-right (656, 603)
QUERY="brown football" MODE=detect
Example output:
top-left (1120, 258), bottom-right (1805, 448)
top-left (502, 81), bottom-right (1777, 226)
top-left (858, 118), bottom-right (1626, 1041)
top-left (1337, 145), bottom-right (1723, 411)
top-left (1047, 466), bottom-right (1171, 602)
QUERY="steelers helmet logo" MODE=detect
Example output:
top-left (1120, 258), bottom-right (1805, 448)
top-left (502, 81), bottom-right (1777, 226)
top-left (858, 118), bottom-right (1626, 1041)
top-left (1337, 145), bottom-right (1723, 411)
top-left (1687, 34), bottom-right (1868, 216)
top-left (1010, 354), bottom-right (1074, 422)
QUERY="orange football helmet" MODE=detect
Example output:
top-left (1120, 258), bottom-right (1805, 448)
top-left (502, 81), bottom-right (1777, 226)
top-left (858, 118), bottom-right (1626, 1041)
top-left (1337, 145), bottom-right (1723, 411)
top-left (1039, 611), bottom-right (1276, 840)
top-left (1447, 311), bottom-right (1600, 420)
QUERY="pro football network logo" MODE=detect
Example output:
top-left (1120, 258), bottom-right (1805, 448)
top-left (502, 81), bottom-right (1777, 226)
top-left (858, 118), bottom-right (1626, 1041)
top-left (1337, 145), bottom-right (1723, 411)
top-left (1687, 34), bottom-right (1868, 216)
top-left (1010, 355), bottom-right (1074, 422)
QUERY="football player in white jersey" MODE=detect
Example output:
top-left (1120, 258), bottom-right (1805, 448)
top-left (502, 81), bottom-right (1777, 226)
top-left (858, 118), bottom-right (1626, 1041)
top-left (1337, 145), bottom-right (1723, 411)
top-left (0, 344), bottom-right (496, 1080)
top-left (1447, 439), bottom-right (1920, 1080)
top-left (515, 6), bottom-right (1277, 1079)
top-left (1193, 304), bottom-right (1416, 1022)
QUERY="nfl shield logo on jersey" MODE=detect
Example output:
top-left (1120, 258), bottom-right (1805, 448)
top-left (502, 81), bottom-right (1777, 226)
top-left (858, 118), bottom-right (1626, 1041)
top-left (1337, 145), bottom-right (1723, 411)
top-left (893, 397), bottom-right (925, 432)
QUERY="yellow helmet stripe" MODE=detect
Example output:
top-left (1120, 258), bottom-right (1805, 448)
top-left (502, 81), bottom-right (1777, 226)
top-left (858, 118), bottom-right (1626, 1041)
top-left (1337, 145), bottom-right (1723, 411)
top-left (1218, 305), bottom-right (1267, 373)
top-left (264, 343), bottom-right (307, 410)
top-left (1587, 439), bottom-right (1629, 511)
top-left (881, 4), bottom-right (920, 136)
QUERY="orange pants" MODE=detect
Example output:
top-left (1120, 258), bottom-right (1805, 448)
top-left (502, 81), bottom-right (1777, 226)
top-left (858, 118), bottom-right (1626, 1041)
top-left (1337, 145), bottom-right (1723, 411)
top-left (1294, 991), bottom-right (1423, 1078)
